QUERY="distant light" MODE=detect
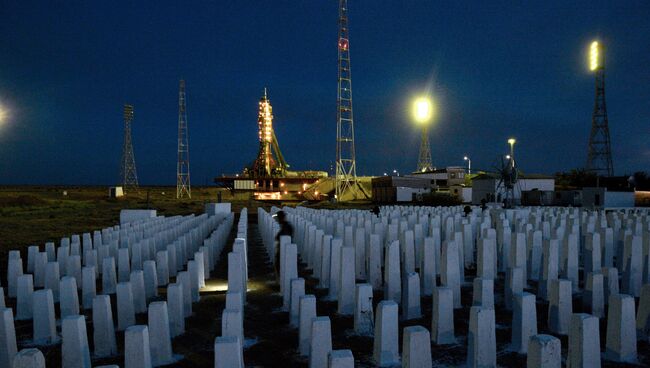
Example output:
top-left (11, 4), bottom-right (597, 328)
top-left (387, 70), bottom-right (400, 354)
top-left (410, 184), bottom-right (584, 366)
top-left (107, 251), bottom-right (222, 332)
top-left (463, 156), bottom-right (468, 161)
top-left (412, 97), bottom-right (434, 124)
top-left (0, 104), bottom-right (8, 125)
top-left (508, 138), bottom-right (516, 146)
top-left (590, 41), bottom-right (600, 71)
top-left (506, 155), bottom-right (511, 159)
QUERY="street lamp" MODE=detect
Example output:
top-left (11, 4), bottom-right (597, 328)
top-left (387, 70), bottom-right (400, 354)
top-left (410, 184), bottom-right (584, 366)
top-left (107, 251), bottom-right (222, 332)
top-left (463, 156), bottom-right (471, 174)
top-left (508, 138), bottom-right (516, 158)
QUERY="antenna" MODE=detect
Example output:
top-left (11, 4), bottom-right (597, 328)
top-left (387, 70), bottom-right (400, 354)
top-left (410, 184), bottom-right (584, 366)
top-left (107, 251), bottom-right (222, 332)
top-left (586, 41), bottom-right (614, 176)
top-left (335, 0), bottom-right (358, 200)
top-left (120, 104), bottom-right (139, 193)
top-left (177, 79), bottom-right (191, 199)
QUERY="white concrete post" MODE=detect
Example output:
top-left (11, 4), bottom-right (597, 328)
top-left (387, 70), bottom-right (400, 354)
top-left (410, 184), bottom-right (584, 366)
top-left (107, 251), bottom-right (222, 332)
top-left (431, 287), bottom-right (455, 344)
top-left (143, 260), bottom-right (159, 300)
top-left (81, 266), bottom-right (96, 310)
top-left (402, 272), bottom-right (422, 320)
top-left (124, 325), bottom-right (152, 368)
top-left (527, 334), bottom-right (561, 368)
top-left (92, 295), bottom-right (117, 358)
top-left (354, 284), bottom-right (373, 335)
top-left (384, 240), bottom-right (401, 304)
top-left (61, 315), bottom-right (91, 368)
top-left (373, 300), bottom-right (399, 367)
top-left (60, 276), bottom-right (80, 319)
top-left (15, 274), bottom-right (33, 320)
top-left (148, 301), bottom-right (174, 366)
top-left (467, 306), bottom-right (496, 368)
top-left (116, 282), bottom-right (135, 331)
top-left (0, 308), bottom-right (17, 368)
top-left (328, 349), bottom-right (354, 368)
top-left (12, 348), bottom-right (45, 368)
top-left (402, 325), bottom-right (432, 367)
top-left (130, 270), bottom-right (147, 314)
top-left (547, 279), bottom-right (572, 335)
top-left (567, 313), bottom-right (601, 368)
top-left (338, 246), bottom-right (355, 315)
top-left (309, 317), bottom-right (332, 368)
top-left (605, 293), bottom-right (637, 362)
top-left (32, 289), bottom-right (57, 345)
top-left (299, 295), bottom-right (317, 357)
top-left (472, 277), bottom-right (494, 310)
top-left (290, 278), bottom-right (306, 328)
top-left (167, 283), bottom-right (185, 338)
top-left (511, 292), bottom-right (537, 354)
top-left (214, 336), bottom-right (243, 368)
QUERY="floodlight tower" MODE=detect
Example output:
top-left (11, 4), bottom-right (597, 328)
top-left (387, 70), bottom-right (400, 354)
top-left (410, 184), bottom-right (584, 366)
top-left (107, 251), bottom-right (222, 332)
top-left (335, 0), bottom-right (358, 200)
top-left (176, 79), bottom-right (191, 199)
top-left (413, 97), bottom-right (434, 172)
top-left (120, 104), bottom-right (139, 192)
top-left (586, 41), bottom-right (614, 176)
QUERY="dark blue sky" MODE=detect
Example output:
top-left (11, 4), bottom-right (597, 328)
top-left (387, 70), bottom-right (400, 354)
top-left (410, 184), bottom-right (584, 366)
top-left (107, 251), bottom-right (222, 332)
top-left (1, 1), bottom-right (649, 185)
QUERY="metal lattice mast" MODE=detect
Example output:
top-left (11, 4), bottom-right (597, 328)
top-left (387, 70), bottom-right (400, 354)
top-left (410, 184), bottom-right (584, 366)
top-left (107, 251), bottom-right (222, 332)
top-left (586, 41), bottom-right (614, 176)
top-left (120, 104), bottom-right (139, 192)
top-left (335, 0), bottom-right (357, 200)
top-left (417, 126), bottom-right (433, 172)
top-left (177, 79), bottom-right (191, 199)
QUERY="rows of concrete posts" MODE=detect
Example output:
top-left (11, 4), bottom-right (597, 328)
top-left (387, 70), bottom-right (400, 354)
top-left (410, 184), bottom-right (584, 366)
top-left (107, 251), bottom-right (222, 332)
top-left (0, 209), bottom-right (238, 368)
top-left (259, 205), bottom-right (650, 367)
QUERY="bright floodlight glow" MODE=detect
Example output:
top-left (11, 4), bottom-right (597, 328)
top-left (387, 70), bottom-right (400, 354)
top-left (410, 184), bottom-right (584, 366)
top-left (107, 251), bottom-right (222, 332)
top-left (590, 41), bottom-right (600, 71)
top-left (412, 97), bottom-right (434, 124)
top-left (463, 156), bottom-right (469, 160)
top-left (0, 104), bottom-right (7, 123)
top-left (508, 138), bottom-right (516, 145)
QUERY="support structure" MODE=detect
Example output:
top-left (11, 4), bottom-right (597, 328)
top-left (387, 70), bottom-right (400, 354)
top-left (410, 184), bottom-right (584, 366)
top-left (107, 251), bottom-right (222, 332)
top-left (252, 89), bottom-right (287, 178)
top-left (120, 104), bottom-right (139, 192)
top-left (417, 126), bottom-right (433, 172)
top-left (335, 0), bottom-right (358, 201)
top-left (177, 80), bottom-right (191, 199)
top-left (586, 41), bottom-right (614, 176)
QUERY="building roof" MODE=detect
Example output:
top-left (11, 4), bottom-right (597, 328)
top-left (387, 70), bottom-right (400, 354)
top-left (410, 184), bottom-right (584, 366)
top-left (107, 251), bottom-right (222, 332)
top-left (471, 172), bottom-right (554, 181)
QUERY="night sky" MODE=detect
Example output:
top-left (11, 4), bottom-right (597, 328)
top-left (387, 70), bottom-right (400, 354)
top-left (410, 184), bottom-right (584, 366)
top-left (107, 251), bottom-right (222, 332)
top-left (1, 1), bottom-right (649, 185)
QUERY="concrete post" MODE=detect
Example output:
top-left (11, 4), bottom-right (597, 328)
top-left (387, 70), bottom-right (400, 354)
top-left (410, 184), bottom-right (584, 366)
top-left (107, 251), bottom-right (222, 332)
top-left (567, 313), bottom-right (601, 368)
top-left (373, 301), bottom-right (399, 367)
top-left (61, 315), bottom-right (91, 368)
top-left (124, 325), bottom-right (152, 368)
top-left (402, 326), bottom-right (432, 367)
top-left (32, 289), bottom-right (57, 345)
top-left (92, 295), bottom-right (117, 358)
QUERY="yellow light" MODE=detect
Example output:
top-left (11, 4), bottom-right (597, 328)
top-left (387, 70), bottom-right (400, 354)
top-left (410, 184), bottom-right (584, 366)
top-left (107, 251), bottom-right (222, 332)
top-left (590, 41), bottom-right (600, 71)
top-left (0, 105), bottom-right (7, 124)
top-left (508, 138), bottom-right (516, 146)
top-left (412, 97), bottom-right (434, 124)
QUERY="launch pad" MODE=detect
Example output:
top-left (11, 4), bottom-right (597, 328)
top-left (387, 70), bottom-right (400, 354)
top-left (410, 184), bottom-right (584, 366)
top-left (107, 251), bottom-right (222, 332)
top-left (215, 89), bottom-right (329, 201)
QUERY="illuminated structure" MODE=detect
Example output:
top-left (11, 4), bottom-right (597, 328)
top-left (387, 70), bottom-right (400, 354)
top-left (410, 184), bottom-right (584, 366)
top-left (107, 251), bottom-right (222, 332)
top-left (252, 89), bottom-right (287, 177)
top-left (176, 79), bottom-right (191, 199)
top-left (586, 41), bottom-right (614, 176)
top-left (120, 104), bottom-right (139, 192)
top-left (413, 97), bottom-right (434, 172)
top-left (215, 89), bottom-right (326, 201)
top-left (335, 0), bottom-right (358, 200)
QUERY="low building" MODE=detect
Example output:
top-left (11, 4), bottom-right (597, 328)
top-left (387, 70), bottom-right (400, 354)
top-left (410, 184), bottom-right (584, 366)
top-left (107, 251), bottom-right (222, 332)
top-left (471, 173), bottom-right (555, 205)
top-left (582, 187), bottom-right (635, 208)
top-left (371, 176), bottom-right (432, 203)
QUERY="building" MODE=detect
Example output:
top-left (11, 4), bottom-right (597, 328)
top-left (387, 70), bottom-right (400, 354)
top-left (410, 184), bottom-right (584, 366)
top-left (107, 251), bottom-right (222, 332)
top-left (410, 166), bottom-right (467, 189)
top-left (371, 176), bottom-right (432, 203)
top-left (581, 187), bottom-right (635, 208)
top-left (471, 173), bottom-right (555, 205)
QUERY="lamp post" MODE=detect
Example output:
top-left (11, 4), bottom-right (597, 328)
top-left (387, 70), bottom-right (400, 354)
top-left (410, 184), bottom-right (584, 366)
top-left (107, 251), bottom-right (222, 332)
top-left (463, 156), bottom-right (471, 174)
